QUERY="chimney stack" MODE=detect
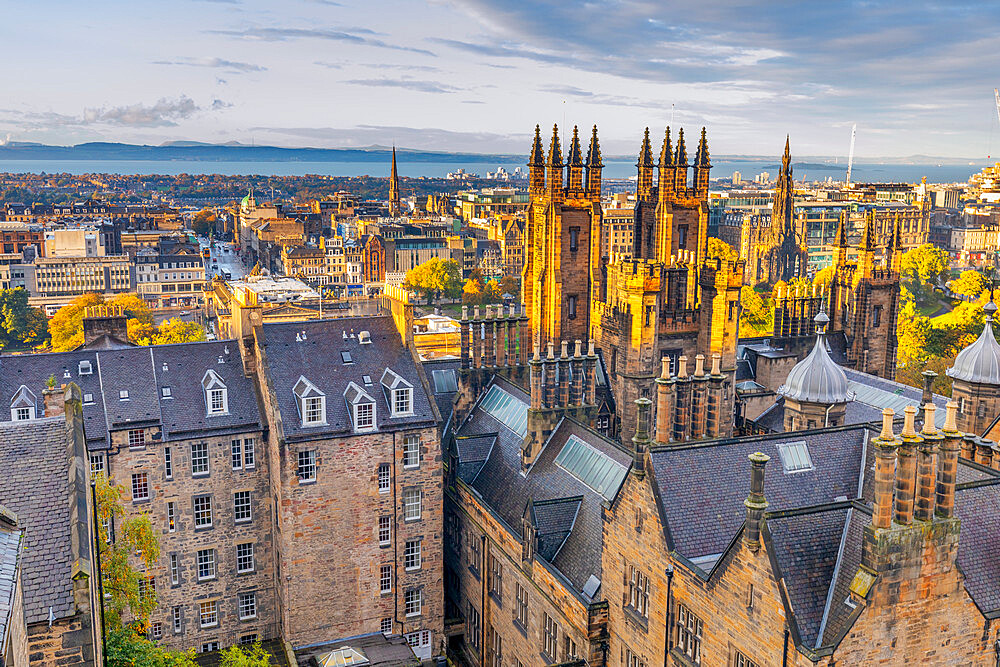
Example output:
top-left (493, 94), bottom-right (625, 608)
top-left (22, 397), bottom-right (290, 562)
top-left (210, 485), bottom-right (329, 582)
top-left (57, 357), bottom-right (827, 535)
top-left (656, 357), bottom-right (673, 444)
top-left (915, 403), bottom-right (941, 522)
top-left (893, 406), bottom-right (920, 526)
top-left (743, 452), bottom-right (770, 551)
top-left (632, 398), bottom-right (652, 477)
top-left (42, 383), bottom-right (67, 419)
top-left (872, 409), bottom-right (899, 530)
top-left (936, 401), bottom-right (962, 518)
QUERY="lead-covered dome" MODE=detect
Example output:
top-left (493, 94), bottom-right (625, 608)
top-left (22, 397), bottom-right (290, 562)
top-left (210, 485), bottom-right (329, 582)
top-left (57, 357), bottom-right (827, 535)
top-left (947, 302), bottom-right (1000, 385)
top-left (777, 311), bottom-right (850, 404)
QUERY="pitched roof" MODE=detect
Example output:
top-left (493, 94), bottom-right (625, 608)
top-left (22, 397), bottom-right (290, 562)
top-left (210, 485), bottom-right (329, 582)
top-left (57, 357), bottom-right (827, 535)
top-left (0, 418), bottom-right (77, 624)
top-left (0, 510), bottom-right (22, 648)
top-left (259, 316), bottom-right (437, 441)
top-left (955, 482), bottom-right (1000, 616)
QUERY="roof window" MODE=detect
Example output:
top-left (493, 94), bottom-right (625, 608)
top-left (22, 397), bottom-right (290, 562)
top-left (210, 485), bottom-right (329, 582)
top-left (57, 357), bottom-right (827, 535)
top-left (341, 351), bottom-right (353, 364)
top-left (79, 360), bottom-right (93, 376)
top-left (776, 441), bottom-right (814, 473)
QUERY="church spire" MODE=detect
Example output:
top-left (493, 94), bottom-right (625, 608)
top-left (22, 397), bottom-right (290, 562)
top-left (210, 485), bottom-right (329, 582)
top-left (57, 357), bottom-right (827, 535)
top-left (585, 125), bottom-right (603, 199)
top-left (548, 124), bottom-right (563, 165)
top-left (693, 127), bottom-right (711, 198)
top-left (389, 145), bottom-right (401, 217)
top-left (771, 136), bottom-right (794, 238)
top-left (696, 127), bottom-right (710, 167)
top-left (547, 124), bottom-right (564, 197)
top-left (658, 127), bottom-right (675, 204)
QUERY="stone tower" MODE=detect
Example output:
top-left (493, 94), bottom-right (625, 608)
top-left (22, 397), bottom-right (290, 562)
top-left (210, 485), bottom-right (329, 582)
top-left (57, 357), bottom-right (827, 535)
top-left (388, 145), bottom-right (401, 217)
top-left (521, 124), bottom-right (603, 351)
top-left (776, 311), bottom-right (850, 430)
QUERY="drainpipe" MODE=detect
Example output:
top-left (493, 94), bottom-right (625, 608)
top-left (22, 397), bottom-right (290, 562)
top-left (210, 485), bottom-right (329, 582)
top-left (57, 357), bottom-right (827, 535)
top-left (663, 563), bottom-right (674, 667)
top-left (90, 480), bottom-right (107, 662)
top-left (392, 432), bottom-right (399, 634)
top-left (782, 629), bottom-right (789, 667)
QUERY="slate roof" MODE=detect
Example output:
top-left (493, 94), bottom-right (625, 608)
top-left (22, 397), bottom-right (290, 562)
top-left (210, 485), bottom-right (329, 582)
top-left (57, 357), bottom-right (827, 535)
top-left (0, 511), bottom-right (22, 649)
top-left (259, 316), bottom-right (437, 442)
top-left (294, 632), bottom-right (418, 666)
top-left (454, 376), bottom-right (631, 598)
top-left (648, 427), bottom-right (870, 560)
top-left (0, 418), bottom-right (77, 624)
top-left (955, 482), bottom-right (1000, 616)
top-left (0, 341), bottom-right (262, 448)
top-left (421, 358), bottom-right (460, 430)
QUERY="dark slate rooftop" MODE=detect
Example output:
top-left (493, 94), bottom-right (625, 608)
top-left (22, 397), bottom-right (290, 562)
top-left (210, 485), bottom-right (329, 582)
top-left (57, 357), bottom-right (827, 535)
top-left (0, 340), bottom-right (262, 447)
top-left (454, 375), bottom-right (632, 598)
top-left (648, 426), bottom-right (870, 560)
top-left (0, 510), bottom-right (22, 649)
top-left (0, 418), bottom-right (76, 624)
top-left (421, 358), bottom-right (460, 431)
top-left (955, 482), bottom-right (1000, 616)
top-left (261, 317), bottom-right (437, 441)
top-left (294, 632), bottom-right (418, 666)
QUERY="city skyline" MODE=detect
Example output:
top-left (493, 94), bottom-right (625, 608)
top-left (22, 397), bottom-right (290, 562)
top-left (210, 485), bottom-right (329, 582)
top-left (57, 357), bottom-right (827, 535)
top-left (4, 1), bottom-right (1000, 158)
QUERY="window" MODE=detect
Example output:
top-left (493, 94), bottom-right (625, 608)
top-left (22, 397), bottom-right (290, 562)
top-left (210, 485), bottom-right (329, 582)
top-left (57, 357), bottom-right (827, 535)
top-left (355, 402), bottom-right (374, 429)
top-left (243, 438), bottom-right (255, 469)
top-left (197, 549), bottom-right (216, 580)
top-left (298, 450), bottom-right (317, 482)
top-left (568, 295), bottom-right (577, 319)
top-left (167, 502), bottom-right (176, 532)
top-left (402, 435), bottom-right (420, 468)
top-left (120, 390), bottom-right (129, 401)
top-left (164, 447), bottom-right (172, 479)
top-left (469, 535), bottom-right (482, 573)
top-left (625, 647), bottom-right (647, 667)
top-left (378, 516), bottom-right (391, 546)
top-left (170, 554), bottom-right (179, 585)
top-left (341, 351), bottom-right (353, 364)
top-left (79, 360), bottom-right (92, 375)
top-left (381, 618), bottom-right (393, 634)
top-left (238, 592), bottom-right (257, 620)
top-left (194, 495), bottom-right (213, 528)
top-left (563, 636), bottom-right (577, 661)
top-left (676, 604), bottom-right (703, 664)
top-left (405, 589), bottom-right (422, 617)
top-left (569, 226), bottom-right (580, 251)
top-left (378, 463), bottom-right (391, 493)
top-left (13, 407), bottom-right (31, 421)
top-left (776, 441), bottom-right (814, 473)
top-left (234, 491), bottom-right (252, 523)
top-left (490, 627), bottom-right (503, 667)
top-left (203, 369), bottom-right (228, 415)
top-left (431, 369), bottom-right (458, 393)
top-left (239, 634), bottom-right (259, 646)
top-left (543, 613), bottom-right (558, 660)
top-left (305, 396), bottom-right (324, 424)
top-left (295, 376), bottom-right (327, 426)
top-left (199, 600), bottom-right (218, 628)
top-left (466, 603), bottom-right (481, 649)
top-left (872, 305), bottom-right (882, 328)
top-left (132, 473), bottom-right (149, 501)
top-left (236, 543), bottom-right (255, 573)
top-left (734, 651), bottom-right (760, 667)
top-left (626, 563), bottom-right (650, 618)
top-left (89, 453), bottom-right (106, 477)
top-left (488, 554), bottom-right (502, 602)
top-left (172, 607), bottom-right (182, 634)
top-left (403, 489), bottom-right (421, 521)
top-left (380, 564), bottom-right (392, 594)
top-left (232, 439), bottom-right (243, 470)
top-left (128, 429), bottom-right (146, 449)
top-left (404, 539), bottom-right (421, 571)
top-left (150, 622), bottom-right (162, 640)
top-left (514, 583), bottom-right (528, 628)
top-left (138, 576), bottom-right (155, 601)
top-left (161, 387), bottom-right (172, 398)
top-left (393, 388), bottom-right (412, 415)
top-left (191, 442), bottom-right (210, 476)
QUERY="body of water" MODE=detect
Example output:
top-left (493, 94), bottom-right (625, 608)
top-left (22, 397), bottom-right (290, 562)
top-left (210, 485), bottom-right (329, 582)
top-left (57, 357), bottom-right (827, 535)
top-left (0, 158), bottom-right (988, 184)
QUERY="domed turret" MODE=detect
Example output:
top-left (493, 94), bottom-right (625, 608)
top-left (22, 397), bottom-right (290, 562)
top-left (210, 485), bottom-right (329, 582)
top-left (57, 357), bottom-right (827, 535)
top-left (947, 301), bottom-right (1000, 435)
top-left (947, 301), bottom-right (1000, 385)
top-left (777, 311), bottom-right (850, 430)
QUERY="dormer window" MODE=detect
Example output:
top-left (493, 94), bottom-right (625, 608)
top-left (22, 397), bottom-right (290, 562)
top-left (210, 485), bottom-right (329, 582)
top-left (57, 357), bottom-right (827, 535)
top-left (344, 381), bottom-right (376, 433)
top-left (79, 360), bottom-right (93, 376)
top-left (202, 369), bottom-right (229, 416)
top-left (10, 385), bottom-right (36, 421)
top-left (119, 390), bottom-right (129, 401)
top-left (381, 368), bottom-right (414, 418)
top-left (293, 376), bottom-right (327, 427)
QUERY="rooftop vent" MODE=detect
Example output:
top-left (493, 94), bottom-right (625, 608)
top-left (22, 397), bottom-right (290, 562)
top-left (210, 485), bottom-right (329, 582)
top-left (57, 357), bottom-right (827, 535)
top-left (162, 362), bottom-right (168, 371)
top-left (217, 356), bottom-right (225, 364)
top-left (63, 369), bottom-right (71, 379)
top-left (359, 330), bottom-right (371, 344)
top-left (342, 330), bottom-right (348, 340)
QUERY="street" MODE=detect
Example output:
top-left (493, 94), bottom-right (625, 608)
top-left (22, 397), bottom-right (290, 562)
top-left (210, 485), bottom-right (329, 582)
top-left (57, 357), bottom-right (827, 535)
top-left (199, 237), bottom-right (248, 281)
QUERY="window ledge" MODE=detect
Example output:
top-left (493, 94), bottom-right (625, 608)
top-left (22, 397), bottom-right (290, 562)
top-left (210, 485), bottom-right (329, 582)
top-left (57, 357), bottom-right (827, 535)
top-left (512, 619), bottom-right (527, 638)
top-left (623, 605), bottom-right (649, 633)
top-left (669, 648), bottom-right (699, 667)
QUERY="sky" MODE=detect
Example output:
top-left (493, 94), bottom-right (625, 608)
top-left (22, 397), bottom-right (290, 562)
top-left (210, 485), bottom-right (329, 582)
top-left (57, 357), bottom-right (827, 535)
top-left (3, 0), bottom-right (1000, 158)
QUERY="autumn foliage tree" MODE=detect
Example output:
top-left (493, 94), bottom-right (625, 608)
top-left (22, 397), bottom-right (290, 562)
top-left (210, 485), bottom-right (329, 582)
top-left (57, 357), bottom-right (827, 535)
top-left (950, 269), bottom-right (990, 299)
top-left (404, 257), bottom-right (463, 305)
top-left (49, 293), bottom-right (204, 351)
top-left (0, 288), bottom-right (48, 349)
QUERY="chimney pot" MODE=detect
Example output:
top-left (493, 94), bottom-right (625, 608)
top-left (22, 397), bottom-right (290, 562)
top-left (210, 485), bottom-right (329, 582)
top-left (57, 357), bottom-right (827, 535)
top-left (533, 344), bottom-right (541, 361)
top-left (561, 341), bottom-right (569, 358)
top-left (474, 305), bottom-right (480, 319)
top-left (588, 338), bottom-right (596, 357)
top-left (711, 353), bottom-right (721, 376)
top-left (901, 405), bottom-right (918, 437)
top-left (879, 408), bottom-right (895, 440)
top-left (677, 356), bottom-right (688, 378)
top-left (694, 354), bottom-right (705, 377)
top-left (943, 400), bottom-right (959, 433)
top-left (462, 305), bottom-right (469, 321)
top-left (574, 340), bottom-right (583, 358)
top-left (660, 357), bottom-right (671, 380)
top-left (743, 452), bottom-right (770, 551)
top-left (546, 341), bottom-right (555, 360)
top-left (921, 404), bottom-right (938, 435)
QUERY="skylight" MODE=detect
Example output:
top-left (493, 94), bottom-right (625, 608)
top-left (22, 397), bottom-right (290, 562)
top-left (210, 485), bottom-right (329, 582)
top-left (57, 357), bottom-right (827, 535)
top-left (776, 441), bottom-right (814, 473)
top-left (478, 384), bottom-right (527, 437)
top-left (432, 369), bottom-right (458, 394)
top-left (554, 435), bottom-right (628, 501)
top-left (341, 351), bottom-right (353, 364)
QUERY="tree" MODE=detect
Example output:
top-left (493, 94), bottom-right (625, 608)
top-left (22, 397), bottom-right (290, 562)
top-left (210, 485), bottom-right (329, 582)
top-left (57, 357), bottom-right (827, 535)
top-left (950, 270), bottom-right (990, 299)
top-left (498, 275), bottom-right (519, 298)
top-left (49, 294), bottom-right (203, 351)
top-left (813, 265), bottom-right (836, 290)
top-left (0, 288), bottom-right (48, 349)
top-left (106, 628), bottom-right (197, 667)
top-left (219, 642), bottom-right (271, 667)
top-left (191, 208), bottom-right (218, 237)
top-left (483, 279), bottom-right (502, 304)
top-left (900, 243), bottom-right (948, 303)
top-left (706, 238), bottom-right (737, 261)
top-left (739, 286), bottom-right (772, 336)
top-left (405, 257), bottom-right (463, 305)
top-left (462, 277), bottom-right (484, 305)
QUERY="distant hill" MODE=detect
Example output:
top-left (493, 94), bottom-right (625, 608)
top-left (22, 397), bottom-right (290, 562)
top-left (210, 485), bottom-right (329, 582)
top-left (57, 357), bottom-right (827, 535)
top-left (0, 141), bottom-right (525, 164)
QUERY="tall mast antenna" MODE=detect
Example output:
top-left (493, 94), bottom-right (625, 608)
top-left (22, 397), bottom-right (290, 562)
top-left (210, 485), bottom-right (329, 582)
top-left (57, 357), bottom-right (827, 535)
top-left (846, 124), bottom-right (857, 186)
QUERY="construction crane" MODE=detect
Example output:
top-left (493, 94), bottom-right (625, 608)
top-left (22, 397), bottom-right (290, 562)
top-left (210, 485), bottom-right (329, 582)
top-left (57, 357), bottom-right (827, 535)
top-left (846, 124), bottom-right (857, 186)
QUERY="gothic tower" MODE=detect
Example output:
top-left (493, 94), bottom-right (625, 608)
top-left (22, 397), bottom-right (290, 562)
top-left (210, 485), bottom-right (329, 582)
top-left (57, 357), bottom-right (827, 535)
top-left (388, 146), bottom-right (401, 217)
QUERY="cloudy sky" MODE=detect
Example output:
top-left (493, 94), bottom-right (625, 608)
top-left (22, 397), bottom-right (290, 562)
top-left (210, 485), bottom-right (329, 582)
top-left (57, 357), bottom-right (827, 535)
top-left (3, 0), bottom-right (1000, 157)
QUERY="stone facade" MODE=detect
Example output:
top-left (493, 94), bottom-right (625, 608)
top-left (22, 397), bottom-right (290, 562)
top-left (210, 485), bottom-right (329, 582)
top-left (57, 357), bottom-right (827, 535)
top-left (951, 377), bottom-right (1000, 436)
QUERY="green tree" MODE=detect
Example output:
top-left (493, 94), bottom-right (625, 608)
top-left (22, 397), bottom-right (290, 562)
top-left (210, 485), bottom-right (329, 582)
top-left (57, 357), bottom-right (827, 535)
top-left (133, 319), bottom-right (207, 347)
top-left (705, 238), bottom-right (737, 261)
top-left (899, 243), bottom-right (948, 304)
top-left (739, 286), bottom-right (772, 336)
top-left (191, 208), bottom-right (218, 237)
top-left (219, 642), bottom-right (271, 667)
top-left (49, 293), bottom-right (205, 351)
top-left (498, 275), bottom-right (520, 298)
top-left (106, 628), bottom-right (197, 667)
top-left (405, 257), bottom-right (463, 305)
top-left (483, 279), bottom-right (502, 304)
top-left (0, 288), bottom-right (48, 349)
top-left (950, 270), bottom-right (991, 299)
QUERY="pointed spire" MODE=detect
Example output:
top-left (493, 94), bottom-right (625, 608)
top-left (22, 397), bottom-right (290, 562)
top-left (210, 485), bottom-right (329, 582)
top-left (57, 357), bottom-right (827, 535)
top-left (586, 125), bottom-right (603, 167)
top-left (675, 128), bottom-right (688, 165)
top-left (659, 127), bottom-right (674, 166)
top-left (861, 213), bottom-right (875, 251)
top-left (547, 124), bottom-right (563, 165)
top-left (529, 124), bottom-right (544, 166)
top-left (697, 127), bottom-right (710, 167)
top-left (782, 134), bottom-right (791, 173)
top-left (567, 125), bottom-right (583, 166)
top-left (388, 145), bottom-right (400, 217)
top-left (835, 212), bottom-right (848, 247)
top-left (638, 127), bottom-right (654, 167)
